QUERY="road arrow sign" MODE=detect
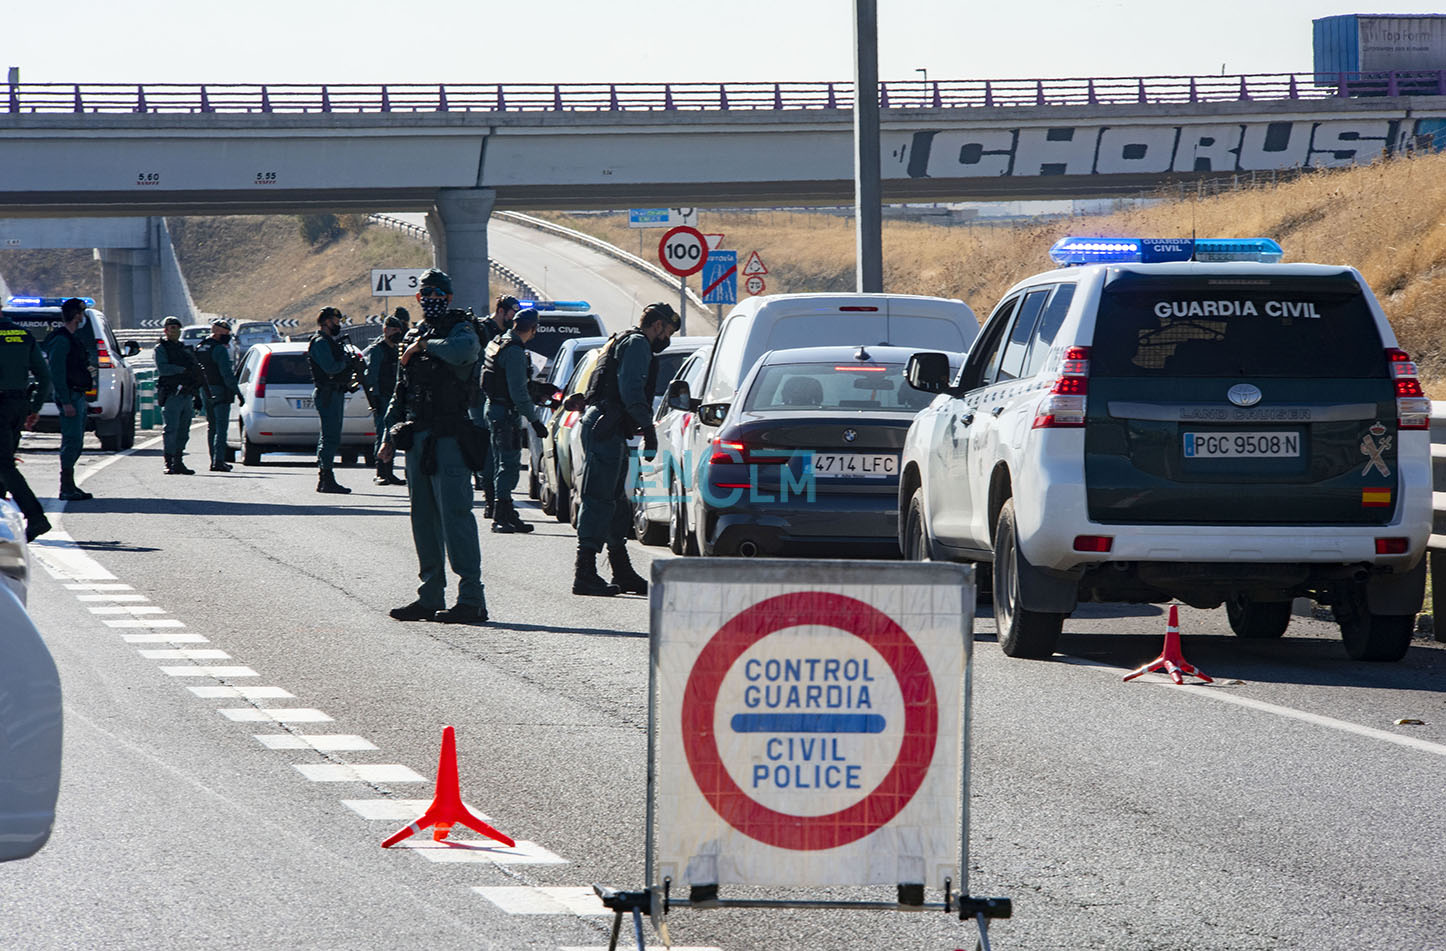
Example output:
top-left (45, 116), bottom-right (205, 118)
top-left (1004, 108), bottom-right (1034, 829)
top-left (742, 251), bottom-right (768, 276)
top-left (659, 226), bottom-right (709, 277)
top-left (370, 268), bottom-right (429, 297)
top-left (701, 251), bottom-right (737, 305)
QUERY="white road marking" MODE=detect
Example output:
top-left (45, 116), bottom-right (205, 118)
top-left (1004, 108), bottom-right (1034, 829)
top-left (138, 648), bottom-right (230, 660)
top-left (124, 633), bottom-right (210, 644)
top-left (29, 533), bottom-right (117, 581)
top-left (77, 594), bottom-right (148, 602)
top-left (561, 947), bottom-right (720, 951)
top-left (88, 605), bottom-right (166, 615)
top-left (293, 764), bottom-right (426, 783)
top-left (393, 839), bottom-right (565, 865)
top-left (159, 665), bottom-right (258, 677)
top-left (220, 708), bottom-right (333, 723)
top-left (1067, 657), bottom-right (1446, 757)
top-left (104, 618), bottom-right (185, 628)
top-left (187, 685), bottom-right (292, 699)
top-left (65, 583), bottom-right (134, 591)
top-left (255, 734), bottom-right (376, 751)
top-left (342, 799), bottom-right (493, 822)
top-left (474, 887), bottom-right (609, 916)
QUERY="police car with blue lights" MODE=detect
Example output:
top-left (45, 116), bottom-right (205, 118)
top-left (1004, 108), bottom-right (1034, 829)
top-left (899, 237), bottom-right (1430, 662)
top-left (0, 297), bottom-right (140, 450)
top-left (514, 299), bottom-right (606, 369)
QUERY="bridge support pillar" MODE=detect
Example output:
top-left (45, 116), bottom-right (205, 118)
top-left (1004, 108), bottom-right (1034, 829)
top-left (430, 188), bottom-right (495, 313)
top-left (96, 245), bottom-right (156, 330)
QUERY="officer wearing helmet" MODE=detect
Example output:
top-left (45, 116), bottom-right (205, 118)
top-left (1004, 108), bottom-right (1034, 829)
top-left (153, 315), bottom-right (205, 477)
top-left (379, 268), bottom-right (489, 624)
top-left (364, 307), bottom-right (409, 486)
top-left (195, 318), bottom-right (241, 472)
top-left (481, 307), bottom-right (547, 533)
top-left (573, 302), bottom-right (679, 596)
top-left (468, 294), bottom-right (520, 514)
top-left (308, 305), bottom-right (353, 494)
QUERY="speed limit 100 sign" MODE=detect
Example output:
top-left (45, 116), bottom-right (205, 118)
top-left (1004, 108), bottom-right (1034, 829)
top-left (659, 226), bottom-right (709, 277)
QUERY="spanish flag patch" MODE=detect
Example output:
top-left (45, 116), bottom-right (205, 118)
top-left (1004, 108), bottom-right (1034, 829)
top-left (1362, 488), bottom-right (1392, 507)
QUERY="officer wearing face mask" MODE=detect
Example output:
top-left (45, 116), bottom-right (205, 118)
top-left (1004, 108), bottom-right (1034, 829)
top-left (482, 307), bottom-right (547, 534)
top-left (195, 318), bottom-right (241, 472)
top-left (468, 294), bottom-right (519, 514)
top-left (308, 306), bottom-right (353, 494)
top-left (364, 308), bottom-right (408, 486)
top-left (572, 302), bottom-right (678, 597)
top-left (379, 268), bottom-right (489, 624)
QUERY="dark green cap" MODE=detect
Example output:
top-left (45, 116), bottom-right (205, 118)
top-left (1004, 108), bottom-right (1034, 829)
top-left (419, 268), bottom-right (453, 294)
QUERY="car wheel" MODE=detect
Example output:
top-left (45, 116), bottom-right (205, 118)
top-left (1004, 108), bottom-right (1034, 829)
top-left (993, 498), bottom-right (1065, 659)
top-left (540, 478), bottom-right (556, 516)
top-left (555, 474), bottom-right (572, 523)
top-left (242, 430), bottom-right (263, 466)
top-left (668, 475), bottom-right (689, 555)
top-left (97, 417), bottom-right (121, 452)
top-left (903, 488), bottom-right (930, 561)
top-left (1333, 582), bottom-right (1413, 661)
top-left (633, 486), bottom-right (667, 546)
top-left (120, 407), bottom-right (137, 450)
top-left (1225, 595), bottom-right (1291, 639)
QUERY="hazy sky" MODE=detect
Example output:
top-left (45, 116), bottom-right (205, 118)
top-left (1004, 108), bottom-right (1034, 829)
top-left (10, 1), bottom-right (1377, 85)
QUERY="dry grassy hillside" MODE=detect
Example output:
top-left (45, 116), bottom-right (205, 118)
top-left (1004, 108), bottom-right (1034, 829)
top-left (170, 216), bottom-right (433, 326)
top-left (0, 249), bottom-right (100, 299)
top-left (549, 150), bottom-right (1446, 389)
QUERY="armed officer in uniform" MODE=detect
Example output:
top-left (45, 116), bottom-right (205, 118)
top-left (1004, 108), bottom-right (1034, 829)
top-left (195, 318), bottom-right (242, 472)
top-left (0, 308), bottom-right (53, 540)
top-left (308, 306), bottom-right (357, 495)
top-left (364, 308), bottom-right (408, 486)
top-left (379, 268), bottom-right (489, 624)
top-left (572, 302), bottom-right (679, 597)
top-left (47, 298), bottom-right (96, 500)
top-left (469, 294), bottom-right (520, 514)
top-left (481, 307), bottom-right (547, 534)
top-left (154, 315), bottom-right (206, 476)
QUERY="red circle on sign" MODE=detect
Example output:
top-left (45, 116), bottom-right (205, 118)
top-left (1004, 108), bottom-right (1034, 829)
top-left (658, 225), bottom-right (709, 277)
top-left (680, 592), bottom-right (938, 851)
top-left (745, 275), bottom-right (766, 295)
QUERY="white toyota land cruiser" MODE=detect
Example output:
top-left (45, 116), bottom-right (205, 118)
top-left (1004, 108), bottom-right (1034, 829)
top-left (898, 237), bottom-right (1431, 663)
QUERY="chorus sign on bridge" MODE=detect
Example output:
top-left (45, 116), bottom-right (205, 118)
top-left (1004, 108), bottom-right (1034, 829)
top-left (648, 560), bottom-right (974, 890)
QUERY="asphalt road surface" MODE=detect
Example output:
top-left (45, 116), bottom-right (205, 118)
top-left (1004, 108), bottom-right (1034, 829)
top-left (4, 427), bottom-right (1444, 951)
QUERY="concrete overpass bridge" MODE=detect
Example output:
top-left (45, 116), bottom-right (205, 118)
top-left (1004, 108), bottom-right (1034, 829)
top-left (5, 70), bottom-right (1444, 309)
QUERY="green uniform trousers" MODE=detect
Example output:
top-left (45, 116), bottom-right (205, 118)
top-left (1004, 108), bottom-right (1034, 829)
top-left (576, 406), bottom-right (632, 554)
top-left (57, 393), bottom-right (88, 471)
top-left (0, 396), bottom-right (43, 522)
top-left (484, 402), bottom-right (522, 501)
top-left (205, 391), bottom-right (231, 465)
top-left (160, 390), bottom-right (195, 456)
top-left (404, 430), bottom-right (484, 609)
top-left (314, 387), bottom-right (345, 469)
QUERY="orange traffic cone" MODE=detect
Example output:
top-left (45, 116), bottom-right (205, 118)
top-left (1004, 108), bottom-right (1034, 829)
top-left (381, 726), bottom-right (515, 849)
top-left (1122, 605), bottom-right (1212, 685)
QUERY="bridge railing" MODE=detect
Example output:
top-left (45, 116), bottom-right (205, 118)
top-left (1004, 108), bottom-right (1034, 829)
top-left (5, 71), bottom-right (1444, 116)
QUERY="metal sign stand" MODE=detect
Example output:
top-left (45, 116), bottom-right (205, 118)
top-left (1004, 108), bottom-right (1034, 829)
top-left (594, 561), bottom-right (1012, 951)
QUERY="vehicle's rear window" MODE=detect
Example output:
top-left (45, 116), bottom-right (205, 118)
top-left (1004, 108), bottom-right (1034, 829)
top-left (529, 317), bottom-right (606, 361)
top-left (1092, 275), bottom-right (1387, 378)
top-left (651, 350), bottom-right (692, 398)
top-left (2, 309), bottom-right (62, 336)
top-left (261, 353), bottom-right (312, 384)
top-left (742, 362), bottom-right (937, 413)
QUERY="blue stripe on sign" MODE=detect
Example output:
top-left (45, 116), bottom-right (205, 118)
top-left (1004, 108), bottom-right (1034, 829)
top-left (730, 713), bottom-right (887, 734)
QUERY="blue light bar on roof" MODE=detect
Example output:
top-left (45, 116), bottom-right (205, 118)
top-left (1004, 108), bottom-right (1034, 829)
top-left (1048, 237), bottom-right (1283, 266)
top-left (4, 296), bottom-right (96, 307)
top-left (516, 300), bottom-right (591, 312)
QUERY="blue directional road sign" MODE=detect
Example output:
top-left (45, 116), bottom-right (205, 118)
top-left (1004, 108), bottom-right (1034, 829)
top-left (701, 250), bottom-right (738, 305)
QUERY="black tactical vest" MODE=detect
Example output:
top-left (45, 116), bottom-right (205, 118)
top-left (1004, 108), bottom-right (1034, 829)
top-left (399, 321), bottom-right (477, 428)
top-left (584, 329), bottom-right (648, 409)
top-left (308, 332), bottom-right (349, 388)
top-left (52, 327), bottom-right (93, 395)
top-left (194, 339), bottom-right (224, 386)
top-left (481, 335), bottom-right (523, 406)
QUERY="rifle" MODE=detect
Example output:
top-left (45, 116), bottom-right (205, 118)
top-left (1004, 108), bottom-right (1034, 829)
top-left (341, 337), bottom-right (379, 412)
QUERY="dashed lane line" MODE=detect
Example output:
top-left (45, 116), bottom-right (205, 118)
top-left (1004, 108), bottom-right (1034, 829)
top-left (342, 799), bottom-right (493, 822)
top-left (188, 685), bottom-right (293, 699)
top-left (293, 764), bottom-right (427, 783)
top-left (137, 648), bottom-right (231, 660)
top-left (392, 839), bottom-right (566, 865)
top-left (76, 593), bottom-right (148, 602)
top-left (474, 887), bottom-right (610, 916)
top-left (87, 605), bottom-right (166, 614)
top-left (257, 734), bottom-right (376, 751)
top-left (124, 633), bottom-right (210, 643)
top-left (65, 583), bottom-right (134, 591)
top-left (102, 618), bottom-right (186, 628)
top-left (159, 665), bottom-right (258, 677)
top-left (220, 708), bottom-right (333, 723)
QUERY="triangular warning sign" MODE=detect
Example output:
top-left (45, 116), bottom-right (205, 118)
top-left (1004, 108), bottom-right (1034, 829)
top-left (742, 251), bottom-right (768, 275)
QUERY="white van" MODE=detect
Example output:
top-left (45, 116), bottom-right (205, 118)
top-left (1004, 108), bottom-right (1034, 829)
top-left (666, 293), bottom-right (978, 554)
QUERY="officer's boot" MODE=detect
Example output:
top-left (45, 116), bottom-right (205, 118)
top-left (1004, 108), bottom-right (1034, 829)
top-left (482, 488), bottom-right (495, 521)
top-left (174, 455), bottom-right (195, 475)
top-left (373, 460), bottom-right (388, 486)
top-left (317, 467), bottom-right (352, 495)
top-left (381, 460), bottom-right (406, 486)
top-left (607, 545), bottom-right (648, 595)
top-left (58, 469), bottom-right (92, 502)
top-left (473, 472), bottom-right (487, 493)
top-left (164, 454), bottom-right (179, 475)
top-left (503, 497), bottom-right (534, 534)
top-left (572, 548), bottom-right (620, 597)
top-left (210, 452), bottom-right (232, 473)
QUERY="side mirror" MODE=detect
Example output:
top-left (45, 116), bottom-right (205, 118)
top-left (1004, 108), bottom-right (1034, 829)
top-left (905, 351), bottom-right (952, 394)
top-left (123, 340), bottom-right (141, 356)
top-left (665, 379), bottom-right (698, 412)
top-left (562, 393), bottom-right (587, 413)
top-left (697, 402), bottom-right (730, 427)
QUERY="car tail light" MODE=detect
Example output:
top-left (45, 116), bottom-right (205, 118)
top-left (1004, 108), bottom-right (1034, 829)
top-left (254, 351), bottom-right (272, 398)
top-left (96, 340), bottom-right (113, 369)
top-left (1072, 535), bottom-right (1113, 552)
top-left (1033, 346), bottom-right (1091, 428)
top-left (833, 365), bottom-right (889, 372)
top-left (1387, 348), bottom-right (1430, 430)
top-left (838, 306), bottom-right (879, 312)
top-left (708, 437), bottom-right (788, 465)
top-left (1375, 537), bottom-right (1409, 555)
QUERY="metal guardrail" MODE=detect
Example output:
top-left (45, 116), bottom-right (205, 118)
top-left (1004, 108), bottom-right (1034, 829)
top-left (5, 71), bottom-right (1445, 116)
top-left (366, 213), bottom-right (542, 301)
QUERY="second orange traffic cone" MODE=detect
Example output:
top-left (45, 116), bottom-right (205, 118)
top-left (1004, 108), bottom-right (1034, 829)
top-left (381, 726), bottom-right (515, 849)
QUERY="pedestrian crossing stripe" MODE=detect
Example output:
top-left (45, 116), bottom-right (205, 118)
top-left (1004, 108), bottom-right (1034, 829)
top-left (391, 838), bottom-right (565, 865)
top-left (473, 886), bottom-right (609, 915)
